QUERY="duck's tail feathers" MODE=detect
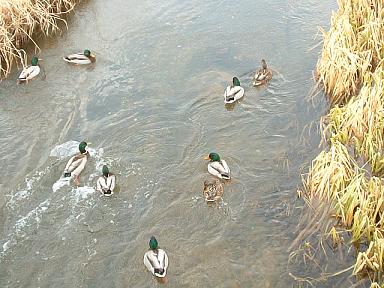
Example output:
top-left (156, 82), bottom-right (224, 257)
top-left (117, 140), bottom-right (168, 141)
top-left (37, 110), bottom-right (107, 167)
top-left (224, 95), bottom-right (235, 103)
top-left (221, 173), bottom-right (230, 180)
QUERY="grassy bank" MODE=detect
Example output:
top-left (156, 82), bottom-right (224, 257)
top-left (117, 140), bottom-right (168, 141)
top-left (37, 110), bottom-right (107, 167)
top-left (300, 0), bottom-right (384, 285)
top-left (0, 0), bottom-right (78, 78)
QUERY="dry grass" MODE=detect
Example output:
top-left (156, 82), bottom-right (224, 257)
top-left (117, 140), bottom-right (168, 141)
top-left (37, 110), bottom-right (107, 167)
top-left (316, 0), bottom-right (384, 105)
top-left (299, 0), bottom-right (384, 284)
top-left (0, 0), bottom-right (77, 78)
top-left (321, 69), bottom-right (384, 174)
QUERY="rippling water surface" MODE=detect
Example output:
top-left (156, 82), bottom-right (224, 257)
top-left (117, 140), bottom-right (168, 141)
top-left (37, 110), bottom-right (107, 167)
top-left (0, 0), bottom-right (339, 287)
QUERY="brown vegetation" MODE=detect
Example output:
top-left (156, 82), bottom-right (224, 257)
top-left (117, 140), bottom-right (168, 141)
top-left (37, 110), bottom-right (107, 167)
top-left (299, 0), bottom-right (384, 285)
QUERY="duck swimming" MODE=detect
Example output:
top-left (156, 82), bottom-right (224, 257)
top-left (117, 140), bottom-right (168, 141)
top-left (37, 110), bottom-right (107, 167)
top-left (143, 236), bottom-right (169, 278)
top-left (203, 179), bottom-right (224, 202)
top-left (63, 49), bottom-right (96, 65)
top-left (96, 165), bottom-right (116, 196)
top-left (253, 59), bottom-right (272, 86)
top-left (63, 141), bottom-right (89, 185)
top-left (204, 152), bottom-right (231, 180)
top-left (224, 77), bottom-right (244, 104)
top-left (17, 56), bottom-right (40, 83)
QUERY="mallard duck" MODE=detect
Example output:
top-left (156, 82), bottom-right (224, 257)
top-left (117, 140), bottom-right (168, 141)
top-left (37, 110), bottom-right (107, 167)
top-left (63, 141), bottom-right (89, 185)
top-left (63, 49), bottom-right (96, 65)
top-left (204, 152), bottom-right (231, 179)
top-left (17, 56), bottom-right (40, 83)
top-left (143, 236), bottom-right (169, 278)
top-left (253, 59), bottom-right (272, 86)
top-left (224, 77), bottom-right (245, 104)
top-left (203, 179), bottom-right (224, 202)
top-left (96, 165), bottom-right (116, 196)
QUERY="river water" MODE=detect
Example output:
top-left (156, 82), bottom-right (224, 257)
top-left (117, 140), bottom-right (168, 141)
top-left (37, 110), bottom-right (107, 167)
top-left (0, 0), bottom-right (342, 287)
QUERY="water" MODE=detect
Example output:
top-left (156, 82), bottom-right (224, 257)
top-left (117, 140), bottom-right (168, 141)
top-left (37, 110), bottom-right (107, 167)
top-left (0, 0), bottom-right (344, 287)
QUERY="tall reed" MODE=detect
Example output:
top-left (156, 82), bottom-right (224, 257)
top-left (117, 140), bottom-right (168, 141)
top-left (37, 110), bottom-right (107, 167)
top-left (301, 0), bottom-right (384, 283)
top-left (316, 0), bottom-right (384, 105)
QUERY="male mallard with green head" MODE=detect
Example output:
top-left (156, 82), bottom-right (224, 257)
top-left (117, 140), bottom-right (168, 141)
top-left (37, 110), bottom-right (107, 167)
top-left (63, 141), bottom-right (89, 185)
top-left (204, 152), bottom-right (231, 179)
top-left (143, 236), bottom-right (169, 278)
top-left (63, 49), bottom-right (96, 65)
top-left (96, 165), bottom-right (116, 196)
top-left (253, 59), bottom-right (272, 86)
top-left (224, 77), bottom-right (245, 104)
top-left (203, 179), bottom-right (224, 202)
top-left (17, 56), bottom-right (40, 83)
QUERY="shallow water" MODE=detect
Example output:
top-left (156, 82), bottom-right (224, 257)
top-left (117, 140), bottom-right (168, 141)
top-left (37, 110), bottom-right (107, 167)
top-left (0, 0), bottom-right (349, 287)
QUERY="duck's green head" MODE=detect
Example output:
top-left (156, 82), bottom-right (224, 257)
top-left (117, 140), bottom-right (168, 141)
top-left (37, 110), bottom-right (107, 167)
top-left (205, 152), bottom-right (220, 162)
top-left (261, 59), bottom-right (267, 69)
top-left (233, 77), bottom-right (240, 87)
top-left (79, 141), bottom-right (87, 154)
top-left (149, 236), bottom-right (158, 250)
top-left (84, 49), bottom-right (91, 57)
top-left (31, 56), bottom-right (39, 66)
top-left (102, 165), bottom-right (109, 177)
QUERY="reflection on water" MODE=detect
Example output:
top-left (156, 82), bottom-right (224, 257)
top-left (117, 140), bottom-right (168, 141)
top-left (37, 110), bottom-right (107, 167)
top-left (0, 0), bottom-right (341, 287)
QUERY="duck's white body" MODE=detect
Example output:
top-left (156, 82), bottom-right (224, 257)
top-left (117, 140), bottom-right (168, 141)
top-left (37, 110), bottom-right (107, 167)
top-left (63, 53), bottom-right (95, 65)
top-left (143, 249), bottom-right (169, 278)
top-left (18, 65), bottom-right (40, 82)
top-left (224, 85), bottom-right (244, 104)
top-left (96, 174), bottom-right (116, 196)
top-left (208, 160), bottom-right (231, 179)
top-left (64, 153), bottom-right (88, 177)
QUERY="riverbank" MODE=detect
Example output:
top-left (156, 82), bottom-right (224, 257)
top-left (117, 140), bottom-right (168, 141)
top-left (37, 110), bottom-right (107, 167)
top-left (0, 0), bottom-right (78, 79)
top-left (302, 0), bottom-right (384, 284)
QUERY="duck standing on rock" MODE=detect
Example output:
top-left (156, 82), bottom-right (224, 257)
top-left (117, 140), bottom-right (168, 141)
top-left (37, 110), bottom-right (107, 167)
top-left (204, 152), bottom-right (231, 180)
top-left (224, 77), bottom-right (244, 104)
top-left (17, 56), bottom-right (40, 83)
top-left (253, 59), bottom-right (272, 86)
top-left (143, 236), bottom-right (169, 278)
top-left (63, 49), bottom-right (96, 65)
top-left (203, 179), bottom-right (224, 202)
top-left (63, 141), bottom-right (89, 185)
top-left (96, 165), bottom-right (116, 196)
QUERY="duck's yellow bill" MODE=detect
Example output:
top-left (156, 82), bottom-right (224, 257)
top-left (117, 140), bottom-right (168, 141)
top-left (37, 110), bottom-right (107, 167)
top-left (204, 155), bottom-right (210, 160)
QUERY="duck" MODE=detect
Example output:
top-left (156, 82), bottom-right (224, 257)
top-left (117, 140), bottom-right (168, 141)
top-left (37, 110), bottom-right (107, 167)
top-left (253, 59), bottom-right (272, 86)
top-left (96, 165), bottom-right (116, 196)
top-left (63, 141), bottom-right (89, 185)
top-left (143, 236), bottom-right (169, 278)
top-left (17, 56), bottom-right (40, 83)
top-left (203, 179), bottom-right (224, 202)
top-left (224, 77), bottom-right (245, 104)
top-left (63, 49), bottom-right (96, 65)
top-left (204, 152), bottom-right (231, 180)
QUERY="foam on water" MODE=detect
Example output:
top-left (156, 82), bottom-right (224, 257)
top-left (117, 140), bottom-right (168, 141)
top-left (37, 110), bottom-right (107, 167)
top-left (1, 199), bottom-right (50, 256)
top-left (5, 165), bottom-right (52, 210)
top-left (52, 177), bottom-right (71, 192)
top-left (2, 141), bottom-right (110, 257)
top-left (49, 140), bottom-right (98, 159)
top-left (73, 186), bottom-right (96, 200)
top-left (49, 140), bottom-right (82, 159)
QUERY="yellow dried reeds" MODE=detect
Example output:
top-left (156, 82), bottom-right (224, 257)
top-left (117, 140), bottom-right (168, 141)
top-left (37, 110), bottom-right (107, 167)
top-left (303, 141), bottom-right (357, 202)
top-left (0, 0), bottom-right (77, 78)
top-left (316, 0), bottom-right (384, 105)
top-left (321, 68), bottom-right (384, 174)
top-left (299, 0), bottom-right (384, 284)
